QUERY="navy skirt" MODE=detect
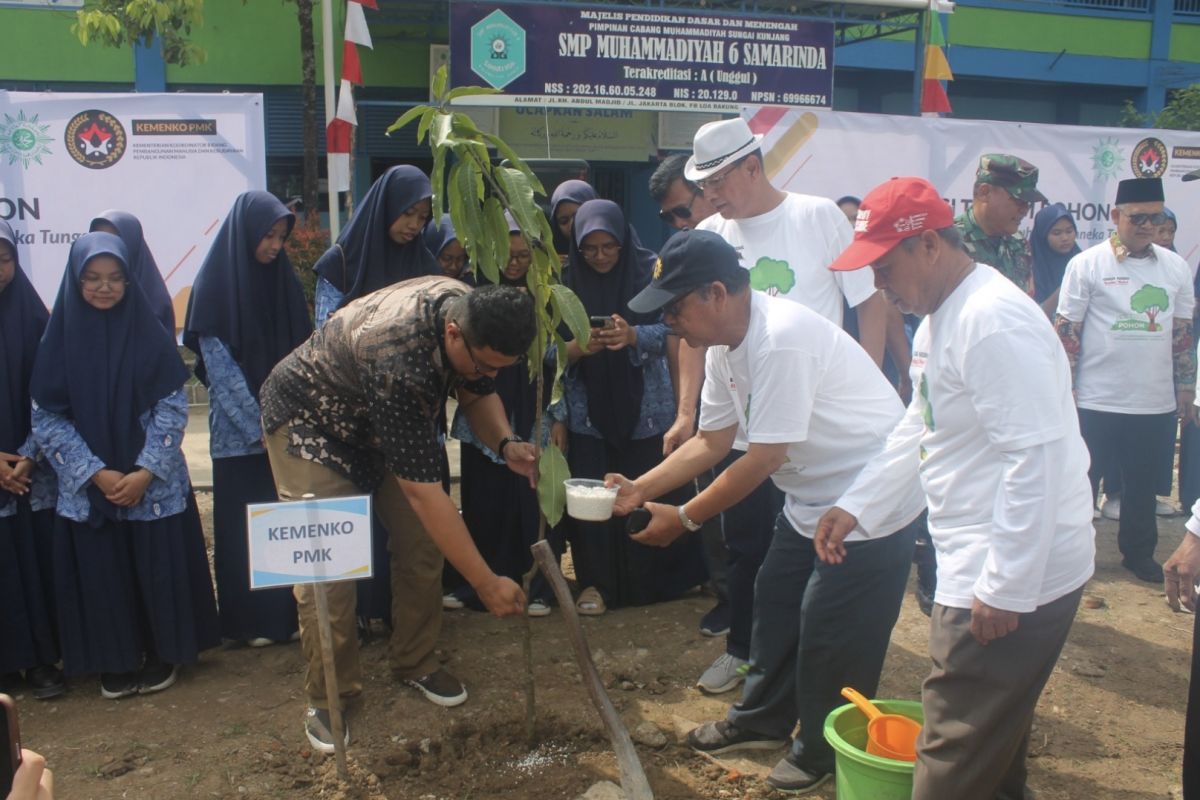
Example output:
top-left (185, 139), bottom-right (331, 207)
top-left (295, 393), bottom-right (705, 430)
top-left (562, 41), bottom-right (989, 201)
top-left (213, 454), bottom-right (298, 642)
top-left (54, 492), bottom-right (220, 675)
top-left (0, 503), bottom-right (59, 672)
top-left (565, 433), bottom-right (708, 608)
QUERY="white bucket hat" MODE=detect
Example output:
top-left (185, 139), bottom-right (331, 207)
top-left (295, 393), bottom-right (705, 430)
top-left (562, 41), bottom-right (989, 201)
top-left (684, 118), bottom-right (765, 182)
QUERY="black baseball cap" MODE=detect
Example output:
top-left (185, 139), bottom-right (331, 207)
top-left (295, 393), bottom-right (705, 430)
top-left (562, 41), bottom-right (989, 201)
top-left (628, 230), bottom-right (743, 314)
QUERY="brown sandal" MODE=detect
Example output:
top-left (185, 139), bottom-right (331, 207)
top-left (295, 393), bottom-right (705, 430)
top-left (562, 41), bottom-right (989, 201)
top-left (576, 586), bottom-right (606, 616)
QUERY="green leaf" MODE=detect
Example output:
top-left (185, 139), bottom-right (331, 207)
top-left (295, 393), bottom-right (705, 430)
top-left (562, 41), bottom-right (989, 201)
top-left (453, 159), bottom-right (488, 281)
top-left (430, 144), bottom-right (448, 229)
top-left (447, 85), bottom-right (501, 101)
top-left (496, 168), bottom-right (539, 235)
top-left (483, 134), bottom-right (545, 196)
top-left (551, 284), bottom-right (591, 348)
top-left (537, 443), bottom-right (569, 527)
top-left (431, 64), bottom-right (448, 103)
top-left (430, 113), bottom-right (454, 149)
top-left (386, 104), bottom-right (429, 137)
top-left (416, 107), bottom-right (434, 145)
top-left (450, 112), bottom-right (483, 140)
top-left (482, 196), bottom-right (510, 284)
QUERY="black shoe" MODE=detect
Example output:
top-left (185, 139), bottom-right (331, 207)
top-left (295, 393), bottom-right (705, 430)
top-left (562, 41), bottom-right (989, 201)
top-left (137, 658), bottom-right (178, 695)
top-left (26, 665), bottom-right (66, 700)
top-left (100, 671), bottom-right (139, 700)
top-left (403, 668), bottom-right (468, 707)
top-left (699, 600), bottom-right (731, 637)
top-left (686, 720), bottom-right (787, 754)
top-left (304, 706), bottom-right (350, 754)
top-left (1122, 557), bottom-right (1164, 583)
top-left (915, 584), bottom-right (934, 617)
top-left (766, 755), bottom-right (832, 793)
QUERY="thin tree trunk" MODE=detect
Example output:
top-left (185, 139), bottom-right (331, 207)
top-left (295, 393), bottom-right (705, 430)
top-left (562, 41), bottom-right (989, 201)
top-left (297, 0), bottom-right (319, 228)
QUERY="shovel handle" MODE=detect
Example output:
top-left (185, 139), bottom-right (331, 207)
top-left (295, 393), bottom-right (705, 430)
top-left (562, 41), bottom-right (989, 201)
top-left (841, 686), bottom-right (883, 721)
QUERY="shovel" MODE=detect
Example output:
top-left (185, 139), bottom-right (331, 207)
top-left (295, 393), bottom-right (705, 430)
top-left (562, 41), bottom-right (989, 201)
top-left (840, 686), bottom-right (922, 762)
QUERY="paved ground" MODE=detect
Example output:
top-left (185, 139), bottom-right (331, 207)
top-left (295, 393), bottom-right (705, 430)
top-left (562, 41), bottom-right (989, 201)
top-left (183, 402), bottom-right (464, 491)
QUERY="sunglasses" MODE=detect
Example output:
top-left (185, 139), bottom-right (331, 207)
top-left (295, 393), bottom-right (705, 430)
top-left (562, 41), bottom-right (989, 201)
top-left (658, 193), bottom-right (699, 224)
top-left (1126, 212), bottom-right (1169, 227)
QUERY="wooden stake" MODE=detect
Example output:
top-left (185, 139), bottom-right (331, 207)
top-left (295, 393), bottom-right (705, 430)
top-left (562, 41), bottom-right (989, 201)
top-left (531, 540), bottom-right (654, 800)
top-left (313, 583), bottom-right (349, 780)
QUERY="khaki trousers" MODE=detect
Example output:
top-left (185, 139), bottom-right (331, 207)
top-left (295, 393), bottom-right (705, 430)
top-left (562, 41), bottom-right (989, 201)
top-left (264, 428), bottom-right (444, 709)
top-left (912, 587), bottom-right (1082, 800)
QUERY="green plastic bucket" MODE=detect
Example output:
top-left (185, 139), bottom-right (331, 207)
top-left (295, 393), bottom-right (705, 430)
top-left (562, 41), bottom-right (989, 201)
top-left (824, 699), bottom-right (923, 800)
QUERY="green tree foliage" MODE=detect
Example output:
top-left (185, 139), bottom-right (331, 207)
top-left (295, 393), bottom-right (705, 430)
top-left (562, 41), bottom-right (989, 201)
top-left (389, 67), bottom-right (591, 526)
top-left (72, 0), bottom-right (206, 67)
top-left (1130, 283), bottom-right (1170, 331)
top-left (1121, 84), bottom-right (1200, 131)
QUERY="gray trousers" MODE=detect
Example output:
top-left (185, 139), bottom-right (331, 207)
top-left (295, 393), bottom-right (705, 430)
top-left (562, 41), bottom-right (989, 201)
top-left (913, 587), bottom-right (1083, 800)
top-left (727, 513), bottom-right (918, 774)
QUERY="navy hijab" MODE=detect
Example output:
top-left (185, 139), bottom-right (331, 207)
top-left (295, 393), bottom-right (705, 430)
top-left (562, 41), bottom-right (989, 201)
top-left (313, 165), bottom-right (438, 302)
top-left (423, 214), bottom-right (472, 284)
top-left (550, 180), bottom-right (598, 256)
top-left (1030, 203), bottom-right (1080, 304)
top-left (0, 221), bottom-right (50, 505)
top-left (566, 200), bottom-right (657, 450)
top-left (183, 191), bottom-right (314, 396)
top-left (89, 210), bottom-right (176, 334)
top-left (30, 232), bottom-right (189, 524)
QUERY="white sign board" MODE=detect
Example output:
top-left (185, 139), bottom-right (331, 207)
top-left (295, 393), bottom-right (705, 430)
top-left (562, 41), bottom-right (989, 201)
top-left (0, 91), bottom-right (267, 324)
top-left (247, 495), bottom-right (373, 590)
top-left (738, 107), bottom-right (1200, 268)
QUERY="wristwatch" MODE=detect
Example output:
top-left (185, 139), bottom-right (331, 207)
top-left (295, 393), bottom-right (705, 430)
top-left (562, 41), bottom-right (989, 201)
top-left (678, 504), bottom-right (702, 532)
top-left (497, 434), bottom-right (523, 459)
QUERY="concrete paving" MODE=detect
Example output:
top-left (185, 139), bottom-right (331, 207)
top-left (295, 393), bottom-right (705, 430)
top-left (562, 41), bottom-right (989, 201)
top-left (183, 402), bottom-right (463, 491)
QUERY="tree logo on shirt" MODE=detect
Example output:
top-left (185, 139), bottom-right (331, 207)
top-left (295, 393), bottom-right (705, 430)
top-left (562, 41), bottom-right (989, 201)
top-left (1113, 283), bottom-right (1169, 332)
top-left (748, 257), bottom-right (795, 297)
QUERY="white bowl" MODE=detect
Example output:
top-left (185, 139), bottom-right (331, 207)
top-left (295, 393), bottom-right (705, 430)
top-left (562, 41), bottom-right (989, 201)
top-left (564, 478), bottom-right (618, 522)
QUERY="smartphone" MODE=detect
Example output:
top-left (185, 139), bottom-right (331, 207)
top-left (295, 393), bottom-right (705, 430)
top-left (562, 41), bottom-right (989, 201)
top-left (626, 508), bottom-right (652, 535)
top-left (0, 693), bottom-right (20, 798)
top-left (589, 315), bottom-right (615, 329)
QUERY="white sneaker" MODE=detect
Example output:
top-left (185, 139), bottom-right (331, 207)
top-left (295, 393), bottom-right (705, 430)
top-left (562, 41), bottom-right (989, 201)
top-left (696, 653), bottom-right (748, 695)
top-left (1092, 507), bottom-right (1101, 520)
top-left (442, 593), bottom-right (465, 610)
top-left (527, 599), bottom-right (551, 617)
top-left (1100, 495), bottom-right (1121, 521)
top-left (1156, 499), bottom-right (1178, 517)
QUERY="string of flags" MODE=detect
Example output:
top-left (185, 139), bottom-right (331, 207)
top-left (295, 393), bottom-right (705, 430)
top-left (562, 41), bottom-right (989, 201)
top-left (326, 0), bottom-right (376, 193)
top-left (920, 9), bottom-right (953, 115)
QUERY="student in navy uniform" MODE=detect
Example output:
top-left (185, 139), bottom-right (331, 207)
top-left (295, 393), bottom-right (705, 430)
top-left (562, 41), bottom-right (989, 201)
top-left (424, 214), bottom-right (472, 284)
top-left (445, 216), bottom-right (557, 614)
top-left (313, 165), bottom-right (437, 325)
top-left (89, 210), bottom-right (176, 334)
top-left (0, 220), bottom-right (64, 700)
top-left (184, 191), bottom-right (314, 646)
top-left (549, 179), bottom-right (598, 260)
top-left (555, 199), bottom-right (707, 615)
top-left (31, 232), bottom-right (219, 699)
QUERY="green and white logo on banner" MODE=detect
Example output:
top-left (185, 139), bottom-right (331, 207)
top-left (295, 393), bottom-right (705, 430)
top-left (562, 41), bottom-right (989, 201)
top-left (0, 110), bottom-right (53, 169)
top-left (470, 9), bottom-right (526, 89)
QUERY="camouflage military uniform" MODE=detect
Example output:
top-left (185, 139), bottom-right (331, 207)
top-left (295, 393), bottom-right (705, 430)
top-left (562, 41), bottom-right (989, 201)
top-left (955, 207), bottom-right (1032, 293)
top-left (955, 154), bottom-right (1046, 295)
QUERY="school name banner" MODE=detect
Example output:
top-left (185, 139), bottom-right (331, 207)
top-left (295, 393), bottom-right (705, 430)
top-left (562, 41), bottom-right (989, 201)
top-left (743, 107), bottom-right (1200, 267)
top-left (450, 1), bottom-right (834, 113)
top-left (247, 496), bottom-right (374, 590)
top-left (0, 91), bottom-right (266, 324)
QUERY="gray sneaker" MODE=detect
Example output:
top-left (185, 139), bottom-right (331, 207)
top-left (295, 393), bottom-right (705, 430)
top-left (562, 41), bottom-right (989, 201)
top-left (696, 653), bottom-right (747, 694)
top-left (766, 756), bottom-right (831, 794)
top-left (687, 720), bottom-right (787, 754)
top-left (304, 707), bottom-right (349, 754)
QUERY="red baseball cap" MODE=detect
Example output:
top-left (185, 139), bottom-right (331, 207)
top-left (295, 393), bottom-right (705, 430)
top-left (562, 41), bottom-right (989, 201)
top-left (828, 177), bottom-right (955, 272)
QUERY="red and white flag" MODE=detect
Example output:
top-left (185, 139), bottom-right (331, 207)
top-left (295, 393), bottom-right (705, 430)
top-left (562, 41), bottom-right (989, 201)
top-left (327, 0), bottom-right (375, 193)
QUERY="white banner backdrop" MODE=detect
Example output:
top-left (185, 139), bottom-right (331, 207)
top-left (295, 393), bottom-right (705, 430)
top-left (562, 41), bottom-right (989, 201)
top-left (0, 91), bottom-right (266, 325)
top-left (741, 107), bottom-right (1200, 268)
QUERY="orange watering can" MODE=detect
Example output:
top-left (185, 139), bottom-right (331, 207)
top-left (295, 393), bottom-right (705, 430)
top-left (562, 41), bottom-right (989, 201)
top-left (840, 687), bottom-right (922, 762)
